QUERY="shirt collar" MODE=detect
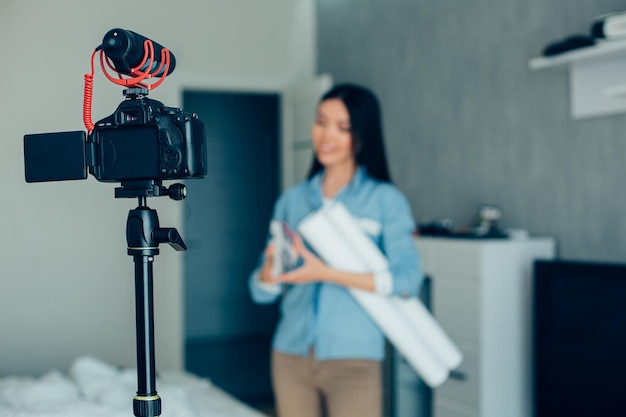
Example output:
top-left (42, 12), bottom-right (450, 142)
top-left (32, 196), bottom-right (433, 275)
top-left (307, 165), bottom-right (367, 207)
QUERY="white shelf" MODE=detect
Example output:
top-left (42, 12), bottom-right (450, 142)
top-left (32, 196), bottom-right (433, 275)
top-left (528, 39), bottom-right (626, 70)
top-left (528, 39), bottom-right (626, 119)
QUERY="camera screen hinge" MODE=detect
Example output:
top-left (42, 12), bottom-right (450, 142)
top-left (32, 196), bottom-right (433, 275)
top-left (85, 141), bottom-right (96, 167)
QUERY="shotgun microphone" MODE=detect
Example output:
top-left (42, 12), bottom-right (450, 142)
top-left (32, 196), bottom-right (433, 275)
top-left (100, 28), bottom-right (176, 77)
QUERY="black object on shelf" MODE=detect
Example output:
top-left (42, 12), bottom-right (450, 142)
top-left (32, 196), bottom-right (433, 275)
top-left (542, 34), bottom-right (596, 57)
top-left (417, 218), bottom-right (454, 237)
top-left (418, 205), bottom-right (509, 240)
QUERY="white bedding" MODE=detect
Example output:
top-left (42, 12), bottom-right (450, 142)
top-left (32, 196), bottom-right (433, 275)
top-left (0, 356), bottom-right (268, 417)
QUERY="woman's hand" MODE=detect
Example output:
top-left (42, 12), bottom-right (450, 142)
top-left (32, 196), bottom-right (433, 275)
top-left (273, 234), bottom-right (331, 284)
top-left (259, 244), bottom-right (276, 283)
top-left (271, 234), bottom-right (376, 292)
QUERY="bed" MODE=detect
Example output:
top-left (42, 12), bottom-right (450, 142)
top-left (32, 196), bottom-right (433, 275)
top-left (0, 355), bottom-right (269, 417)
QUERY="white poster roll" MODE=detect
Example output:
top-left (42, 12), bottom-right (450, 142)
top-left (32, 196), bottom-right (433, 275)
top-left (349, 289), bottom-right (449, 387)
top-left (298, 207), bottom-right (451, 387)
top-left (324, 203), bottom-right (463, 370)
top-left (393, 298), bottom-right (463, 369)
top-left (297, 208), bottom-right (369, 274)
top-left (323, 203), bottom-right (389, 272)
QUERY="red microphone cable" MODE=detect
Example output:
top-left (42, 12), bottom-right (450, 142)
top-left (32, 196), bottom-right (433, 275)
top-left (83, 49), bottom-right (97, 132)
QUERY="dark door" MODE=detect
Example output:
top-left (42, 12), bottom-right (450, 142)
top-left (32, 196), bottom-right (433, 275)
top-left (182, 90), bottom-right (280, 407)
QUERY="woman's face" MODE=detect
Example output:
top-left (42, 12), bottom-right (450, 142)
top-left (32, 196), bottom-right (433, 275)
top-left (311, 98), bottom-right (355, 170)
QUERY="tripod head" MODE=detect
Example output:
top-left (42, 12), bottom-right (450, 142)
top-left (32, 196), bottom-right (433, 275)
top-left (115, 179), bottom-right (187, 201)
top-left (126, 187), bottom-right (187, 255)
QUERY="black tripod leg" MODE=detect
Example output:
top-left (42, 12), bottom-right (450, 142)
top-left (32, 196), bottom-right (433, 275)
top-left (126, 199), bottom-right (185, 417)
top-left (133, 254), bottom-right (161, 417)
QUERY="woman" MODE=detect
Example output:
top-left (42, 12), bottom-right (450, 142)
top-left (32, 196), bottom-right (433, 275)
top-left (249, 83), bottom-right (423, 417)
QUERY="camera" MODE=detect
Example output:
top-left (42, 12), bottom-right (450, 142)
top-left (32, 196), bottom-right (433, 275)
top-left (23, 29), bottom-right (207, 187)
top-left (24, 90), bottom-right (206, 184)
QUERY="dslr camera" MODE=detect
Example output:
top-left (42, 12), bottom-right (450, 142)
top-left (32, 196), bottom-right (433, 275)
top-left (24, 28), bottom-right (207, 188)
top-left (24, 92), bottom-right (206, 184)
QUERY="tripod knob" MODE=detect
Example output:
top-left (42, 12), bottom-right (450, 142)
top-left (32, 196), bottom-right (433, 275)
top-left (153, 228), bottom-right (187, 251)
top-left (168, 183), bottom-right (186, 200)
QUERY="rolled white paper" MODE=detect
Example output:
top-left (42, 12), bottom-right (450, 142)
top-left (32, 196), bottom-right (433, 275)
top-left (324, 203), bottom-right (463, 370)
top-left (349, 289), bottom-right (450, 387)
top-left (298, 203), bottom-right (457, 387)
top-left (393, 297), bottom-right (462, 369)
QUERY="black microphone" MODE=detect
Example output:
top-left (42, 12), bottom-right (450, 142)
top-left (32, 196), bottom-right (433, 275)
top-left (100, 28), bottom-right (176, 77)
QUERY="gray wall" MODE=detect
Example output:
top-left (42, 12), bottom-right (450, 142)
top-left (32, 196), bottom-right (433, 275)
top-left (318, 0), bottom-right (626, 263)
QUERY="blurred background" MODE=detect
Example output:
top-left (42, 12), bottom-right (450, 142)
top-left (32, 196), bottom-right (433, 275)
top-left (2, 0), bottom-right (626, 415)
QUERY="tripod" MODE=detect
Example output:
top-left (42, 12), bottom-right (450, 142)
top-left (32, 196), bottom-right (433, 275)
top-left (117, 179), bottom-right (187, 417)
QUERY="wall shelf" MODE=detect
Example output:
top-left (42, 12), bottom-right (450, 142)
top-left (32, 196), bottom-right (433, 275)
top-left (528, 39), bottom-right (626, 70)
top-left (528, 39), bottom-right (626, 119)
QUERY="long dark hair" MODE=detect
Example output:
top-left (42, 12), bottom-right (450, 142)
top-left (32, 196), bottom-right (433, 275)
top-left (307, 83), bottom-right (392, 183)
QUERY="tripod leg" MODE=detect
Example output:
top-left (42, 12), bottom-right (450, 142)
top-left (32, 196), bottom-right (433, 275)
top-left (126, 202), bottom-right (185, 417)
top-left (133, 254), bottom-right (161, 417)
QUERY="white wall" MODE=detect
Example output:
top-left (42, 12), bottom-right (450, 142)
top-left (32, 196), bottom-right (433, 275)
top-left (0, 0), bottom-right (315, 376)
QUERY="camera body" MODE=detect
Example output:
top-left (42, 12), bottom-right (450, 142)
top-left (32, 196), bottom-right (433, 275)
top-left (24, 91), bottom-right (207, 184)
top-left (89, 93), bottom-right (206, 182)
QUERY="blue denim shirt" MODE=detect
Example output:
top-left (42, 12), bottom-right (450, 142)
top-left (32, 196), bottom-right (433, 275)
top-left (249, 166), bottom-right (423, 361)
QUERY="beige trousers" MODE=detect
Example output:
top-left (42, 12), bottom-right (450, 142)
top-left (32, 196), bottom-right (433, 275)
top-left (271, 350), bottom-right (382, 417)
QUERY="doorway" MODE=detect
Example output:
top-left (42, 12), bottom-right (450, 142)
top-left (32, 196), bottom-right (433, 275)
top-left (182, 90), bottom-right (281, 407)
